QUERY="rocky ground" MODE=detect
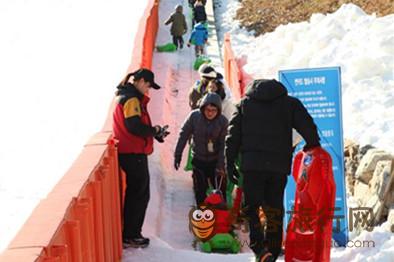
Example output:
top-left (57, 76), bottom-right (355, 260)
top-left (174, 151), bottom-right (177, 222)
top-left (235, 0), bottom-right (394, 35)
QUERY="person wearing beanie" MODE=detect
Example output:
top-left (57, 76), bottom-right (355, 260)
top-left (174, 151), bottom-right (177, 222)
top-left (113, 68), bottom-right (170, 248)
top-left (188, 64), bottom-right (217, 110)
top-left (164, 4), bottom-right (187, 50)
top-left (206, 73), bottom-right (236, 120)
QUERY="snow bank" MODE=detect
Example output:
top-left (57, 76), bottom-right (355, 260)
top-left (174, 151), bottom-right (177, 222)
top-left (331, 221), bottom-right (394, 262)
top-left (0, 0), bottom-right (146, 252)
top-left (217, 2), bottom-right (394, 154)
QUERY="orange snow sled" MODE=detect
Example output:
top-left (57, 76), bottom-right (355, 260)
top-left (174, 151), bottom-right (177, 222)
top-left (285, 147), bottom-right (336, 262)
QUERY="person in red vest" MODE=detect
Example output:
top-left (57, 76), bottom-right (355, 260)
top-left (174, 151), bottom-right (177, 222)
top-left (113, 68), bottom-right (169, 248)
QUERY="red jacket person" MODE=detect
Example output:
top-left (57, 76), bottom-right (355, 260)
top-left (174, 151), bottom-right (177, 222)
top-left (113, 68), bottom-right (169, 248)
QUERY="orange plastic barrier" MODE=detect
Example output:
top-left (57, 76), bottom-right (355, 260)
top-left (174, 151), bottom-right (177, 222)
top-left (0, 135), bottom-right (122, 261)
top-left (126, 0), bottom-right (159, 73)
top-left (223, 33), bottom-right (243, 101)
top-left (0, 0), bottom-right (160, 261)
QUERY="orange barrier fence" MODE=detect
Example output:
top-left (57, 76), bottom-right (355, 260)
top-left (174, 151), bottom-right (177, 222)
top-left (223, 33), bottom-right (243, 101)
top-left (0, 0), bottom-right (160, 261)
top-left (0, 134), bottom-right (121, 261)
top-left (126, 0), bottom-right (159, 72)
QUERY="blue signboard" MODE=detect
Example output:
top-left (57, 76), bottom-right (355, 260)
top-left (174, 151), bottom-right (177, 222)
top-left (279, 67), bottom-right (348, 246)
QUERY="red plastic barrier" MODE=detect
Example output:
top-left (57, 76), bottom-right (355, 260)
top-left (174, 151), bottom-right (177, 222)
top-left (285, 147), bottom-right (336, 262)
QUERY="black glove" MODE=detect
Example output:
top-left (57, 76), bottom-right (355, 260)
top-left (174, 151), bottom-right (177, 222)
top-left (174, 156), bottom-right (181, 170)
top-left (155, 135), bottom-right (165, 143)
top-left (155, 125), bottom-right (170, 142)
top-left (227, 164), bottom-right (240, 185)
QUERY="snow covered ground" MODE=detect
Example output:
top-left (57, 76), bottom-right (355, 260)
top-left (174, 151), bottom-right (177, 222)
top-left (0, 0), bottom-right (148, 252)
top-left (215, 0), bottom-right (394, 154)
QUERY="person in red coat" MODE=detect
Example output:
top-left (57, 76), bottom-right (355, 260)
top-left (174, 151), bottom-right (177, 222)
top-left (113, 68), bottom-right (169, 248)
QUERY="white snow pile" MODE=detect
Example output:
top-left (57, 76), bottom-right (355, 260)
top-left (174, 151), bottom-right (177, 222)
top-left (217, 1), bottom-right (394, 154)
top-left (0, 0), bottom-right (146, 252)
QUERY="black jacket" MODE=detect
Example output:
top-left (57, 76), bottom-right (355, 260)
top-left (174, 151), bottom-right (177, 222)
top-left (225, 79), bottom-right (320, 174)
top-left (193, 5), bottom-right (207, 23)
top-left (175, 93), bottom-right (228, 169)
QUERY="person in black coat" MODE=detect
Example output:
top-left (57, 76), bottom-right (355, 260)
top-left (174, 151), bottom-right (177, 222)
top-left (189, 0), bottom-right (206, 7)
top-left (225, 79), bottom-right (320, 261)
top-left (193, 0), bottom-right (207, 26)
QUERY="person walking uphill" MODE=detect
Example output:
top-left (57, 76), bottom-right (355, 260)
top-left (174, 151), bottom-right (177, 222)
top-left (192, 0), bottom-right (207, 25)
top-left (164, 4), bottom-right (187, 50)
top-left (174, 93), bottom-right (228, 205)
top-left (187, 21), bottom-right (208, 58)
top-left (113, 68), bottom-right (170, 248)
top-left (225, 79), bottom-right (320, 262)
top-left (189, 63), bottom-right (217, 110)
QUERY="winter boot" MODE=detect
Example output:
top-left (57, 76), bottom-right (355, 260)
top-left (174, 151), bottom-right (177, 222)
top-left (123, 234), bottom-right (150, 248)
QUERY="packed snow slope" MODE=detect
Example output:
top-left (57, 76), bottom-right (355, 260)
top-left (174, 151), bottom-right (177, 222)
top-left (216, 1), bottom-right (394, 154)
top-left (123, 0), bottom-right (255, 261)
top-left (0, 0), bottom-right (148, 252)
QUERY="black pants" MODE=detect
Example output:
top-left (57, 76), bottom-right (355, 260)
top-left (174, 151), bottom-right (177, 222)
top-left (118, 153), bottom-right (150, 239)
top-left (191, 158), bottom-right (226, 206)
top-left (172, 35), bottom-right (184, 49)
top-left (243, 171), bottom-right (287, 260)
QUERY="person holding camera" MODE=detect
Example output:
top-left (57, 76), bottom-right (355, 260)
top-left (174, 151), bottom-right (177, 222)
top-left (113, 68), bottom-right (169, 248)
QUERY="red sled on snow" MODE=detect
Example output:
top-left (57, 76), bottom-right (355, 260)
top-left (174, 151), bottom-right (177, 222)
top-left (285, 147), bottom-right (336, 262)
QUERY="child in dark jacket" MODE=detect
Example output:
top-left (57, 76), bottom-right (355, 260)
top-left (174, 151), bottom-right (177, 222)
top-left (193, 0), bottom-right (207, 25)
top-left (187, 21), bottom-right (208, 57)
top-left (165, 5), bottom-right (187, 50)
top-left (174, 93), bottom-right (228, 205)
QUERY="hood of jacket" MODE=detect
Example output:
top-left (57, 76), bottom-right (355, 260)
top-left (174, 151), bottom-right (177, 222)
top-left (115, 83), bottom-right (143, 99)
top-left (194, 22), bottom-right (206, 31)
top-left (245, 79), bottom-right (287, 102)
top-left (199, 92), bottom-right (222, 114)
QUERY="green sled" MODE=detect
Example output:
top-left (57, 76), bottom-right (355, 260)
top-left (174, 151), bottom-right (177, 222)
top-left (156, 43), bottom-right (177, 52)
top-left (226, 157), bottom-right (244, 208)
top-left (193, 56), bottom-right (211, 70)
top-left (184, 146), bottom-right (193, 171)
top-left (200, 233), bottom-right (240, 253)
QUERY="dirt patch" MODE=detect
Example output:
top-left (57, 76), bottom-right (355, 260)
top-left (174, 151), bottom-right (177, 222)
top-left (235, 0), bottom-right (394, 36)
